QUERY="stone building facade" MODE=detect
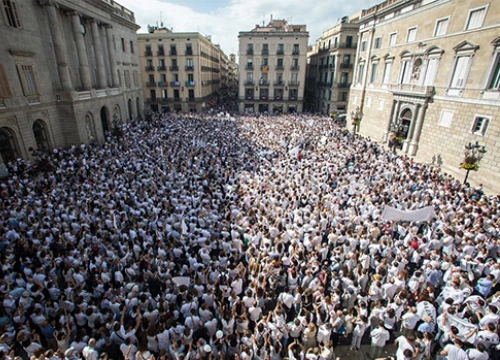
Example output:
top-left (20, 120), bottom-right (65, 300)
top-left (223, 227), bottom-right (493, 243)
top-left (348, 0), bottom-right (500, 191)
top-left (238, 19), bottom-right (309, 114)
top-left (138, 29), bottom-right (226, 113)
top-left (305, 17), bottom-right (359, 114)
top-left (0, 0), bottom-right (143, 175)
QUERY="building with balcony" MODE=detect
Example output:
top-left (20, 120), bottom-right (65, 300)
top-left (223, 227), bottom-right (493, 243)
top-left (0, 0), bottom-right (143, 176)
top-left (238, 19), bottom-right (309, 114)
top-left (228, 54), bottom-right (238, 89)
top-left (348, 0), bottom-right (500, 191)
top-left (305, 16), bottom-right (359, 114)
top-left (138, 27), bottom-right (227, 113)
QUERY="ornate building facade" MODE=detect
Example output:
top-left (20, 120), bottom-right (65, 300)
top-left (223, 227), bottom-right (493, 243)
top-left (0, 0), bottom-right (143, 176)
top-left (348, 0), bottom-right (500, 190)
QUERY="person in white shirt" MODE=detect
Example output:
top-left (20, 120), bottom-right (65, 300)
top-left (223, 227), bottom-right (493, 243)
top-left (401, 307), bottom-right (420, 335)
top-left (82, 338), bottom-right (99, 360)
top-left (370, 320), bottom-right (390, 359)
top-left (440, 338), bottom-right (468, 360)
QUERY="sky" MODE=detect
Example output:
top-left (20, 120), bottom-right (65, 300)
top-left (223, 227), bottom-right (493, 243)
top-left (118, 0), bottom-right (382, 58)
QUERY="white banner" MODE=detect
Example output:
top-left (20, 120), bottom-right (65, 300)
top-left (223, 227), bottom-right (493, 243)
top-left (438, 313), bottom-right (477, 343)
top-left (417, 301), bottom-right (436, 322)
top-left (382, 206), bottom-right (435, 222)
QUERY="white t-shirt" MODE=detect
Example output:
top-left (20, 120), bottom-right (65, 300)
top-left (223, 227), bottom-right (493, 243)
top-left (370, 327), bottom-right (390, 347)
top-left (444, 344), bottom-right (468, 360)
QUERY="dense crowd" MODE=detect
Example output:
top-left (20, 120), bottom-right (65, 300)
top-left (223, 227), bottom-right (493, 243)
top-left (0, 113), bottom-right (499, 360)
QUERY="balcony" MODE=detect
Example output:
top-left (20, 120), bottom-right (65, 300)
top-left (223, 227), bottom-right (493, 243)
top-left (146, 82), bottom-right (156, 87)
top-left (185, 49), bottom-right (193, 56)
top-left (160, 97), bottom-right (168, 103)
top-left (173, 97), bottom-right (181, 102)
top-left (187, 97), bottom-right (195, 101)
top-left (245, 95), bottom-right (254, 100)
top-left (244, 80), bottom-right (255, 86)
top-left (292, 50), bottom-right (300, 55)
top-left (276, 49), bottom-right (284, 55)
top-left (389, 84), bottom-right (435, 98)
top-left (170, 81), bottom-right (181, 87)
top-left (274, 96), bottom-right (283, 100)
top-left (245, 64), bottom-right (254, 70)
top-left (289, 96), bottom-right (298, 100)
top-left (259, 80), bottom-right (269, 86)
top-left (144, 50), bottom-right (153, 57)
top-left (170, 50), bottom-right (177, 56)
top-left (157, 65), bottom-right (167, 71)
top-left (338, 83), bottom-right (351, 88)
top-left (145, 65), bottom-right (154, 71)
top-left (157, 49), bottom-right (165, 56)
top-left (261, 49), bottom-right (269, 55)
top-left (275, 65), bottom-right (284, 70)
top-left (185, 65), bottom-right (194, 71)
top-left (260, 95), bottom-right (268, 100)
top-left (340, 63), bottom-right (353, 69)
top-left (274, 80), bottom-right (284, 86)
top-left (185, 81), bottom-right (196, 87)
top-left (288, 81), bottom-right (300, 86)
top-left (158, 81), bottom-right (168, 87)
top-left (146, 97), bottom-right (158, 103)
top-left (339, 42), bottom-right (357, 49)
top-left (169, 65), bottom-right (179, 71)
top-left (290, 65), bottom-right (300, 71)
top-left (246, 49), bottom-right (254, 55)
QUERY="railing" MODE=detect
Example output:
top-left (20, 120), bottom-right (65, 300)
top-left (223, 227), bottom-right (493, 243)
top-left (185, 81), bottom-right (195, 87)
top-left (187, 97), bottom-right (195, 101)
top-left (288, 81), bottom-right (300, 86)
top-left (169, 50), bottom-right (177, 56)
top-left (157, 49), bottom-right (165, 56)
top-left (146, 97), bottom-right (159, 103)
top-left (157, 65), bottom-right (166, 71)
top-left (185, 49), bottom-right (193, 56)
top-left (158, 82), bottom-right (168, 87)
top-left (246, 49), bottom-right (254, 55)
top-left (144, 50), bottom-right (153, 56)
top-left (173, 97), bottom-right (181, 102)
top-left (274, 81), bottom-right (284, 86)
top-left (290, 65), bottom-right (300, 70)
top-left (245, 95), bottom-right (254, 100)
top-left (274, 96), bottom-right (282, 100)
top-left (145, 65), bottom-right (154, 71)
top-left (160, 98), bottom-right (168, 103)
top-left (338, 83), bottom-right (351, 88)
top-left (261, 49), bottom-right (269, 55)
top-left (289, 96), bottom-right (298, 100)
top-left (170, 81), bottom-right (180, 87)
top-left (185, 65), bottom-right (194, 71)
top-left (259, 80), bottom-right (269, 86)
top-left (275, 65), bottom-right (284, 70)
top-left (169, 65), bottom-right (179, 71)
top-left (146, 82), bottom-right (156, 87)
top-left (340, 63), bottom-right (353, 69)
top-left (244, 80), bottom-right (254, 85)
top-left (389, 84), bottom-right (435, 97)
top-left (260, 95), bottom-right (268, 100)
top-left (292, 50), bottom-right (300, 55)
top-left (276, 49), bottom-right (284, 55)
top-left (245, 64), bottom-right (254, 70)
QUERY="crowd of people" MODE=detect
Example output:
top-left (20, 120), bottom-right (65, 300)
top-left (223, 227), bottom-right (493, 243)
top-left (0, 112), bottom-right (499, 360)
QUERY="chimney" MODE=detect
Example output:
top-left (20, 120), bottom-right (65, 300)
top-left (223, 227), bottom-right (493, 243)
top-left (270, 14), bottom-right (273, 22)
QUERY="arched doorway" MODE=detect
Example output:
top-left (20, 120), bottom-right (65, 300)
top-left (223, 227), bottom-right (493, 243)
top-left (136, 97), bottom-right (141, 118)
top-left (399, 108), bottom-right (412, 139)
top-left (33, 120), bottom-right (51, 151)
top-left (127, 98), bottom-right (133, 120)
top-left (85, 113), bottom-right (96, 143)
top-left (100, 106), bottom-right (109, 134)
top-left (113, 105), bottom-right (121, 125)
top-left (0, 127), bottom-right (20, 163)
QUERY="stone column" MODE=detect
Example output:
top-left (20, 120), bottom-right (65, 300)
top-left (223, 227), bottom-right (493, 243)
top-left (70, 12), bottom-right (92, 90)
top-left (45, 3), bottom-right (73, 91)
top-left (90, 20), bottom-right (107, 89)
top-left (105, 25), bottom-right (119, 87)
top-left (403, 105), bottom-right (419, 154)
top-left (409, 103), bottom-right (427, 156)
top-left (383, 99), bottom-right (397, 142)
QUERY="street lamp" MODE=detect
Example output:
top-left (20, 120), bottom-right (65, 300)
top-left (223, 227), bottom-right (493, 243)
top-left (460, 141), bottom-right (487, 185)
top-left (388, 121), bottom-right (409, 153)
top-left (351, 106), bottom-right (363, 135)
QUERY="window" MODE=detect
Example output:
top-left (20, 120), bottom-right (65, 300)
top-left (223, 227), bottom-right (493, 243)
top-left (406, 27), bottom-right (417, 43)
top-left (124, 70), bottom-right (130, 88)
top-left (173, 73), bottom-right (179, 82)
top-left (262, 43), bottom-right (269, 55)
top-left (159, 59), bottom-right (165, 67)
top-left (277, 58), bottom-right (284, 67)
top-left (369, 62), bottom-right (378, 84)
top-left (389, 33), bottom-right (397, 46)
top-left (188, 89), bottom-right (195, 100)
top-left (485, 44), bottom-right (500, 91)
top-left (133, 70), bottom-right (138, 87)
top-left (246, 72), bottom-right (253, 81)
top-left (366, 96), bottom-right (372, 108)
top-left (186, 58), bottom-right (193, 67)
top-left (149, 89), bottom-right (156, 99)
top-left (374, 37), bottom-right (382, 49)
top-left (340, 72), bottom-right (348, 85)
top-left (170, 45), bottom-right (177, 55)
top-left (438, 110), bottom-right (454, 128)
top-left (16, 65), bottom-right (38, 96)
top-left (186, 44), bottom-right (193, 55)
top-left (161, 89), bottom-right (167, 99)
top-left (0, 65), bottom-right (12, 98)
top-left (277, 43), bottom-right (284, 54)
top-left (160, 74), bottom-right (167, 82)
top-left (148, 74), bottom-right (155, 83)
top-left (465, 6), bottom-right (487, 31)
top-left (157, 44), bottom-right (164, 55)
top-left (129, 40), bottom-right (134, 53)
top-left (291, 73), bottom-right (298, 82)
top-left (2, 0), bottom-right (21, 28)
top-left (188, 73), bottom-right (194, 82)
top-left (423, 57), bottom-right (440, 86)
top-left (262, 58), bottom-right (268, 66)
top-left (345, 36), bottom-right (353, 48)
top-left (382, 61), bottom-right (393, 85)
top-left (449, 56), bottom-right (471, 91)
top-left (121, 38), bottom-right (126, 52)
top-left (434, 17), bottom-right (449, 37)
top-left (292, 44), bottom-right (300, 55)
top-left (471, 115), bottom-right (490, 135)
top-left (399, 59), bottom-right (412, 84)
top-left (247, 43), bottom-right (253, 55)
top-left (356, 63), bottom-right (365, 84)
top-left (361, 40), bottom-right (367, 52)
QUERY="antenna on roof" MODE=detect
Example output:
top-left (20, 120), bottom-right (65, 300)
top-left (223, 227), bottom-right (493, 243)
top-left (160, 11), bottom-right (163, 27)
top-left (263, 13), bottom-right (265, 26)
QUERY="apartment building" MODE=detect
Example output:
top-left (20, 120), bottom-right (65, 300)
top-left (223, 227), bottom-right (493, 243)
top-left (138, 28), bottom-right (226, 113)
top-left (348, 0), bottom-right (500, 190)
top-left (238, 19), bottom-right (309, 114)
top-left (305, 17), bottom-right (359, 114)
top-left (228, 54), bottom-right (238, 89)
top-left (0, 0), bottom-right (143, 176)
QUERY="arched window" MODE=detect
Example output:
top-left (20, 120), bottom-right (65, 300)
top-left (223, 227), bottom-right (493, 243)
top-left (0, 127), bottom-right (19, 162)
top-left (33, 120), bottom-right (50, 151)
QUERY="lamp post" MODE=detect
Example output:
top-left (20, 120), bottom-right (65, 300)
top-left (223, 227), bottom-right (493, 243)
top-left (388, 121), bottom-right (408, 153)
top-left (351, 106), bottom-right (363, 135)
top-left (460, 141), bottom-right (487, 185)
